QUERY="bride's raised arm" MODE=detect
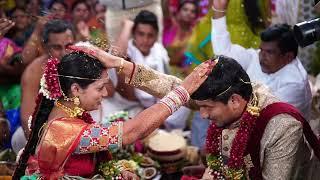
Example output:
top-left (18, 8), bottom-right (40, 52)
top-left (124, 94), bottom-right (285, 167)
top-left (68, 44), bottom-right (214, 106)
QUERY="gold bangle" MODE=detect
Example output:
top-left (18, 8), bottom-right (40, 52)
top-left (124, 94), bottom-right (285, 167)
top-left (117, 58), bottom-right (124, 74)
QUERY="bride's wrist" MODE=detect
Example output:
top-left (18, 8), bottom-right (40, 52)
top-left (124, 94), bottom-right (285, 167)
top-left (101, 54), bottom-right (123, 68)
top-left (159, 85), bottom-right (190, 114)
top-left (116, 58), bottom-right (124, 73)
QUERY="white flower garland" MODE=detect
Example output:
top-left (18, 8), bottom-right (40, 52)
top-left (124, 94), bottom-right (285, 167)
top-left (39, 74), bottom-right (56, 100)
top-left (27, 115), bottom-right (33, 131)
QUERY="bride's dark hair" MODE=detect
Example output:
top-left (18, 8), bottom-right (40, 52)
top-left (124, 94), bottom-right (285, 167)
top-left (13, 52), bottom-right (105, 178)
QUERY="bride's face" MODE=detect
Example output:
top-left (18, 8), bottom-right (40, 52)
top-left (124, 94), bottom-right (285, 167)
top-left (76, 70), bottom-right (109, 111)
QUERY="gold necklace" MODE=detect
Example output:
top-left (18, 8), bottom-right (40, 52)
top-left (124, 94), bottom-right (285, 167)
top-left (55, 100), bottom-right (84, 118)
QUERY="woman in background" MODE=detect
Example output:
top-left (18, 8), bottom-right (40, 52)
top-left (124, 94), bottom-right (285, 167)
top-left (184, 0), bottom-right (271, 150)
top-left (185, 0), bottom-right (270, 69)
top-left (162, 0), bottom-right (198, 77)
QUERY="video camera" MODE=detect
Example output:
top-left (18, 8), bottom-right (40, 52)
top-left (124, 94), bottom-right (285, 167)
top-left (293, 0), bottom-right (320, 47)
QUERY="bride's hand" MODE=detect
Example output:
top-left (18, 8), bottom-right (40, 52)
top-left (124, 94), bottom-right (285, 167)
top-left (181, 60), bottom-right (217, 95)
top-left (67, 43), bottom-right (123, 69)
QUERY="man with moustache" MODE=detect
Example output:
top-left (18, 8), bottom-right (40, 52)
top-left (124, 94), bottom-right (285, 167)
top-left (71, 44), bottom-right (320, 179)
top-left (188, 56), bottom-right (319, 179)
top-left (211, 0), bottom-right (312, 121)
top-left (119, 54), bottom-right (319, 179)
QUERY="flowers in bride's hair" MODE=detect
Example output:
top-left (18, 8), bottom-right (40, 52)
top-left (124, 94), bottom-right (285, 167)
top-left (39, 75), bottom-right (52, 99)
top-left (39, 58), bottom-right (63, 100)
top-left (27, 115), bottom-right (33, 131)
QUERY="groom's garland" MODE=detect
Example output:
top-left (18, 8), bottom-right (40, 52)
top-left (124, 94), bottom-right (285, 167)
top-left (206, 94), bottom-right (260, 179)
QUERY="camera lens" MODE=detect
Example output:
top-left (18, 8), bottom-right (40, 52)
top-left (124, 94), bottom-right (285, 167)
top-left (293, 18), bottom-right (320, 47)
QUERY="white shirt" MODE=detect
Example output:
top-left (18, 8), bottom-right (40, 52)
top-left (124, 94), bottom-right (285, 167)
top-left (211, 17), bottom-right (312, 119)
top-left (127, 40), bottom-right (191, 129)
top-left (127, 39), bottom-right (170, 108)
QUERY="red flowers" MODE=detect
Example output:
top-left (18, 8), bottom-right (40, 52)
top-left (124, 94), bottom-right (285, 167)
top-left (228, 111), bottom-right (256, 169)
top-left (81, 111), bottom-right (95, 124)
top-left (206, 109), bottom-right (258, 177)
top-left (44, 58), bottom-right (62, 99)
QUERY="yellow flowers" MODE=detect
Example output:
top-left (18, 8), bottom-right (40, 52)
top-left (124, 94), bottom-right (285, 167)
top-left (116, 160), bottom-right (139, 172)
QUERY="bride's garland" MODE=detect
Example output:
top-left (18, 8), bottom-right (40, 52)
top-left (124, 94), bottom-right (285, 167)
top-left (206, 94), bottom-right (260, 180)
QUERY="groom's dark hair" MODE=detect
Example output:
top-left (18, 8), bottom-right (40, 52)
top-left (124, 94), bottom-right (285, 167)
top-left (191, 55), bottom-right (253, 104)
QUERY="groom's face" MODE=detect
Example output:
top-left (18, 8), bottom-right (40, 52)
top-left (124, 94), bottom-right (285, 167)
top-left (196, 99), bottom-right (236, 127)
top-left (195, 91), bottom-right (246, 128)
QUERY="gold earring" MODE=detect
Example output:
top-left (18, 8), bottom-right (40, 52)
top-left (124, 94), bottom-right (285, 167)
top-left (73, 96), bottom-right (84, 117)
top-left (73, 96), bottom-right (80, 106)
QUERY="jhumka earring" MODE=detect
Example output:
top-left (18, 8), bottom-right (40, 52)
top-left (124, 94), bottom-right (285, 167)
top-left (73, 96), bottom-right (80, 106)
top-left (73, 96), bottom-right (84, 117)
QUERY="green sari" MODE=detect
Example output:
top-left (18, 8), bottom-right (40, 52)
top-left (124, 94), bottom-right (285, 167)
top-left (185, 0), bottom-right (270, 69)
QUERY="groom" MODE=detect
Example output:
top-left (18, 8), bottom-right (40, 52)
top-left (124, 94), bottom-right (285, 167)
top-left (70, 41), bottom-right (320, 180)
top-left (189, 56), bottom-right (320, 179)
top-left (129, 55), bottom-right (320, 179)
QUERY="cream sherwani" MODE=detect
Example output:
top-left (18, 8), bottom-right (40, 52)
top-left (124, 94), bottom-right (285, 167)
top-left (201, 84), bottom-right (311, 180)
top-left (127, 64), bottom-right (316, 179)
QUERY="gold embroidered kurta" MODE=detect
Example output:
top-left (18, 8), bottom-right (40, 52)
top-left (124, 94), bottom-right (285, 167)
top-left (202, 86), bottom-right (311, 180)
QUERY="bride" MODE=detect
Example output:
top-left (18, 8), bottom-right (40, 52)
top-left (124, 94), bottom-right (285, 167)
top-left (14, 43), bottom-right (215, 179)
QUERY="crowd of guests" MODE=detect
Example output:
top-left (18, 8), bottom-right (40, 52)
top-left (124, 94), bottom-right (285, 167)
top-left (0, 0), bottom-right (320, 179)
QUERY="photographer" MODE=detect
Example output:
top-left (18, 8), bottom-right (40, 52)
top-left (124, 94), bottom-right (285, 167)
top-left (273, 0), bottom-right (318, 69)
